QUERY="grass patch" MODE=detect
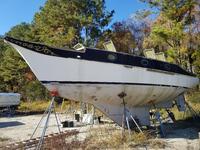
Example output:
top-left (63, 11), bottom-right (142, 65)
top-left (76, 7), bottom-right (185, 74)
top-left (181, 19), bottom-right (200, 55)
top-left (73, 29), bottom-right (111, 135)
top-left (18, 100), bottom-right (50, 112)
top-left (171, 102), bottom-right (200, 121)
top-left (18, 99), bottom-right (73, 113)
top-left (187, 91), bottom-right (200, 104)
top-left (159, 91), bottom-right (200, 121)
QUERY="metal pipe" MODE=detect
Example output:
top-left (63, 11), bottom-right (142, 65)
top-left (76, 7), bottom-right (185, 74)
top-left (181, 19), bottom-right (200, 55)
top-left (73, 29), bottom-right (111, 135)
top-left (36, 97), bottom-right (54, 150)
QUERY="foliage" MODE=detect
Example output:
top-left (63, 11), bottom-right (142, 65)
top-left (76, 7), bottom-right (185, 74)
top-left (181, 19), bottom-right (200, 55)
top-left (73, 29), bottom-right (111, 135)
top-left (0, 37), bottom-right (9, 57)
top-left (0, 23), bottom-right (48, 100)
top-left (0, 25), bottom-right (30, 93)
top-left (96, 10), bottom-right (152, 54)
top-left (187, 90), bottom-right (200, 103)
top-left (192, 49), bottom-right (200, 77)
top-left (32, 0), bottom-right (114, 47)
top-left (141, 0), bottom-right (199, 73)
top-left (140, 0), bottom-right (197, 23)
top-left (6, 22), bottom-right (33, 41)
top-left (96, 22), bottom-right (136, 53)
top-left (144, 14), bottom-right (187, 64)
top-left (126, 10), bottom-right (152, 54)
top-left (171, 102), bottom-right (200, 120)
top-left (22, 80), bottom-right (50, 101)
top-left (0, 38), bottom-right (10, 91)
top-left (0, 48), bottom-right (27, 92)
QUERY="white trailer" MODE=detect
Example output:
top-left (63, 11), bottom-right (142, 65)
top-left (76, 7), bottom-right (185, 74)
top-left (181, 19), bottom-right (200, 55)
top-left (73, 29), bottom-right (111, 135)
top-left (0, 93), bottom-right (20, 109)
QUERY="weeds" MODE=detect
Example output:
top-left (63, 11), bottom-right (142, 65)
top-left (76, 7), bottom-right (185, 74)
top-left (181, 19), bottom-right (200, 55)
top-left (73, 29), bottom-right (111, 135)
top-left (0, 137), bottom-right (10, 142)
top-left (82, 127), bottom-right (165, 150)
top-left (171, 102), bottom-right (200, 121)
top-left (18, 101), bottom-right (50, 112)
top-left (0, 137), bottom-right (10, 148)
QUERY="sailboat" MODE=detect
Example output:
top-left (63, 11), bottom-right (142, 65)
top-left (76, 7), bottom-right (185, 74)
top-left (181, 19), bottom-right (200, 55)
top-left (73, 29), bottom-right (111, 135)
top-left (4, 36), bottom-right (199, 126)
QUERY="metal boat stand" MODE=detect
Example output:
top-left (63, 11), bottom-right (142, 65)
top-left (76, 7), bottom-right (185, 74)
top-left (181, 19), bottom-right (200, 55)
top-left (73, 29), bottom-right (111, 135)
top-left (27, 97), bottom-right (62, 150)
top-left (155, 111), bottom-right (166, 137)
top-left (125, 109), bottom-right (143, 133)
top-left (151, 104), bottom-right (166, 137)
top-left (118, 92), bottom-right (143, 138)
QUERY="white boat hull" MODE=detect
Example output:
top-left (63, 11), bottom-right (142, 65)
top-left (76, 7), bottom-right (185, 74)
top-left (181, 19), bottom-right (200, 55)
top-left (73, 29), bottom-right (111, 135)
top-left (44, 83), bottom-right (185, 125)
top-left (6, 40), bottom-right (199, 126)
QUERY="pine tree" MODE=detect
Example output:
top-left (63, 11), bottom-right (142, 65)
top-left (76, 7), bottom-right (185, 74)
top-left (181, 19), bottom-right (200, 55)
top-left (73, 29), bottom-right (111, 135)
top-left (32, 0), bottom-right (114, 47)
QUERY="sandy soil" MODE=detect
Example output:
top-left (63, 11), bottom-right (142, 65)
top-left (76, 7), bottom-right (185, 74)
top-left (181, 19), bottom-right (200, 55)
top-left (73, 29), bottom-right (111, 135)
top-left (0, 114), bottom-right (200, 149)
top-left (0, 114), bottom-right (89, 142)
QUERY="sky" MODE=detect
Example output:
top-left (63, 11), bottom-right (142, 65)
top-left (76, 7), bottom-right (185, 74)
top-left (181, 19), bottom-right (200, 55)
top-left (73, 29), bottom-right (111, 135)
top-left (0, 0), bottom-right (148, 35)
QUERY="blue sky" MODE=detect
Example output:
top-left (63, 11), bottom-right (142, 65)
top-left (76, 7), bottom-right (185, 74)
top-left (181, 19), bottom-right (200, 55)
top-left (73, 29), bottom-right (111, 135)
top-left (0, 0), bottom-right (148, 35)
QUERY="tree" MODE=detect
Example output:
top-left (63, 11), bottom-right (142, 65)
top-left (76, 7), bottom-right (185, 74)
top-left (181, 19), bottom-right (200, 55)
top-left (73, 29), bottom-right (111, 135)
top-left (143, 14), bottom-right (186, 64)
top-left (0, 48), bottom-right (27, 92)
top-left (0, 23), bottom-right (48, 100)
top-left (6, 22), bottom-right (33, 41)
top-left (96, 22), bottom-right (136, 53)
top-left (126, 10), bottom-right (152, 55)
top-left (0, 37), bottom-right (9, 58)
top-left (141, 0), bottom-right (199, 70)
top-left (32, 0), bottom-right (114, 47)
top-left (192, 48), bottom-right (200, 77)
top-left (0, 37), bottom-right (9, 91)
top-left (96, 10), bottom-right (152, 55)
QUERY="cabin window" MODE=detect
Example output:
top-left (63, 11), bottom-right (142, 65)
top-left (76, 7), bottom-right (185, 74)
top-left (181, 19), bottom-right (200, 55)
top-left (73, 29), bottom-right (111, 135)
top-left (108, 54), bottom-right (117, 61)
top-left (141, 59), bottom-right (149, 66)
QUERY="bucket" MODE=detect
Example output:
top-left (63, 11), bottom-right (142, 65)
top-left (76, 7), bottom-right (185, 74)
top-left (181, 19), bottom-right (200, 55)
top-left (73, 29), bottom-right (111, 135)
top-left (75, 114), bottom-right (80, 122)
top-left (62, 121), bottom-right (68, 127)
top-left (62, 121), bottom-right (74, 127)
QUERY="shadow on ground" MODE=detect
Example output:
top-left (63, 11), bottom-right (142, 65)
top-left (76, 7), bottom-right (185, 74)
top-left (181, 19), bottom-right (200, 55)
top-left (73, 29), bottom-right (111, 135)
top-left (163, 118), bottom-right (200, 139)
top-left (0, 110), bottom-right (45, 117)
top-left (0, 121), bottom-right (25, 128)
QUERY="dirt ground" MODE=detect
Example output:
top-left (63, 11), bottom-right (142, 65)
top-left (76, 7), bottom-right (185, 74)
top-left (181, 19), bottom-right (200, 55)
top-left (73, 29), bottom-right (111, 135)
top-left (0, 113), bottom-right (90, 145)
top-left (0, 114), bottom-right (200, 150)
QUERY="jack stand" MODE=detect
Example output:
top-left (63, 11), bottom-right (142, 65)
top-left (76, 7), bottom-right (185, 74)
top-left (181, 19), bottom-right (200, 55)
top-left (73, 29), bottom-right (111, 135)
top-left (126, 115), bottom-right (131, 135)
top-left (118, 92), bottom-right (143, 138)
top-left (155, 111), bottom-right (166, 137)
top-left (152, 104), bottom-right (166, 137)
top-left (125, 109), bottom-right (143, 133)
top-left (28, 97), bottom-right (61, 150)
top-left (92, 104), bottom-right (95, 125)
top-left (122, 98), bottom-right (127, 135)
top-left (118, 92), bottom-right (128, 138)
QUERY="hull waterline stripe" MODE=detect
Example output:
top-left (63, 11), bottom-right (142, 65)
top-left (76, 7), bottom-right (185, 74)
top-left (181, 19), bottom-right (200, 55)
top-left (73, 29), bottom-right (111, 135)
top-left (40, 81), bottom-right (188, 89)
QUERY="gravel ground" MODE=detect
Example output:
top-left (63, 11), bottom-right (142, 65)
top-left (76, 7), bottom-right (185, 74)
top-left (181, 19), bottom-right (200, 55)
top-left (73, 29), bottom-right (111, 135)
top-left (0, 114), bottom-right (88, 142)
top-left (0, 114), bottom-right (200, 149)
